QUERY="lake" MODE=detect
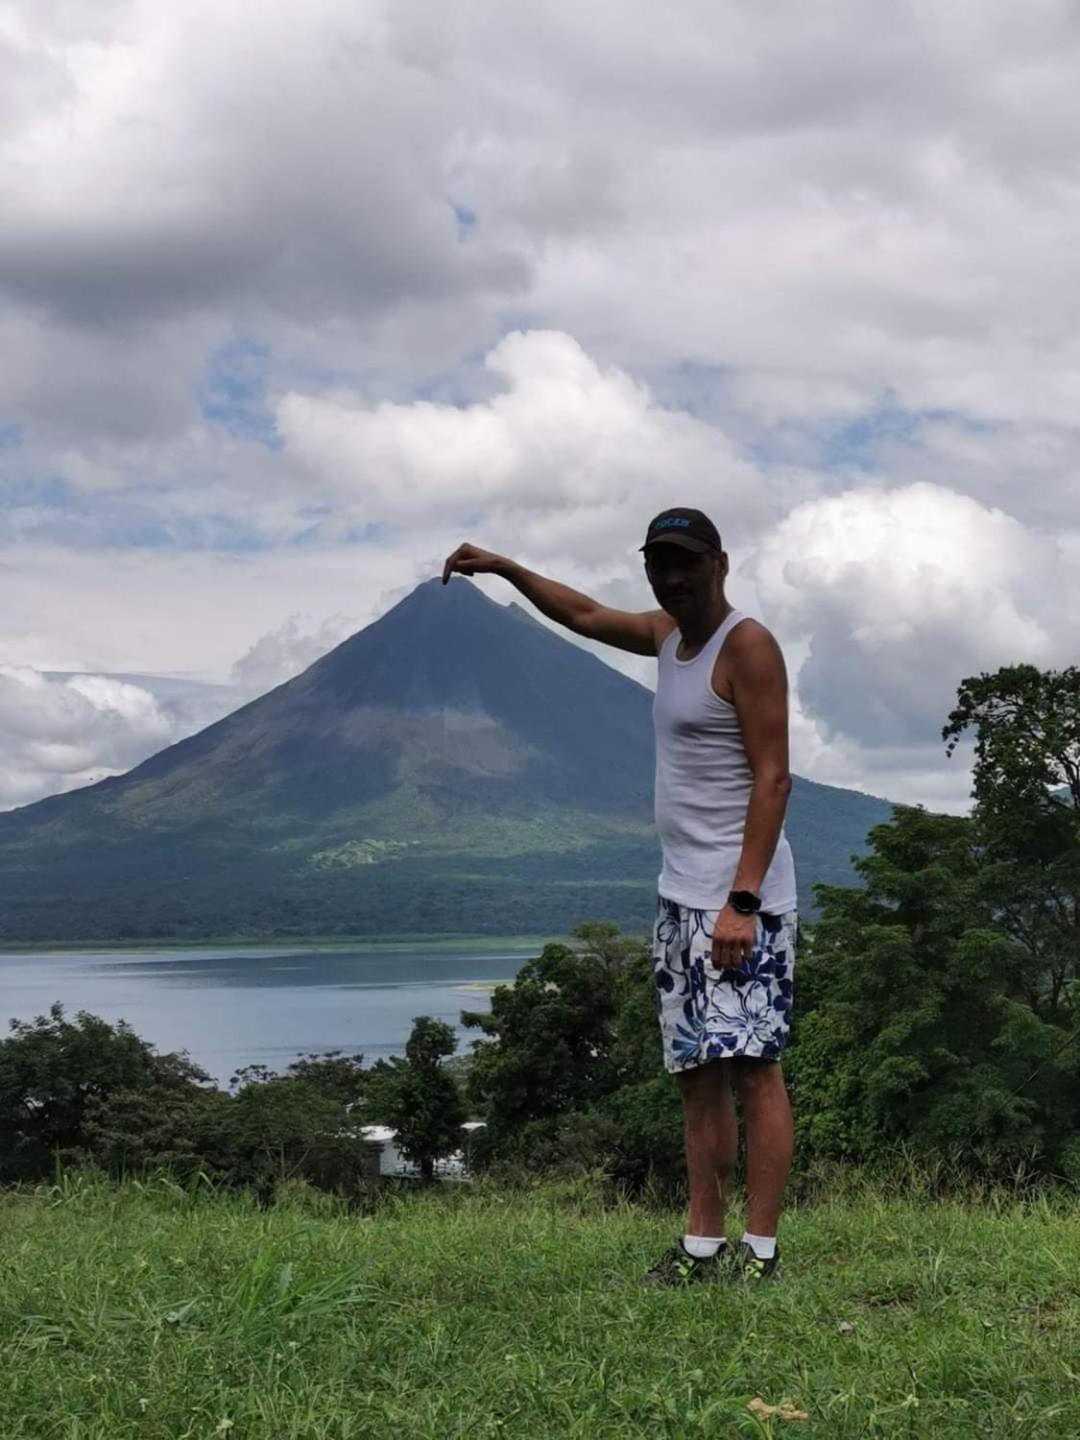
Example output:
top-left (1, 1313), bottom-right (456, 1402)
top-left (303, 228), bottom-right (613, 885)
top-left (0, 942), bottom-right (544, 1088)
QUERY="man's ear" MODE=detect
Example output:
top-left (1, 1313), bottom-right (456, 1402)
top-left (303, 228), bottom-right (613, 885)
top-left (718, 551), bottom-right (729, 583)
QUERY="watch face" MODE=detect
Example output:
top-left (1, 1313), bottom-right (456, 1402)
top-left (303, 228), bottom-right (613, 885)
top-left (730, 890), bottom-right (762, 914)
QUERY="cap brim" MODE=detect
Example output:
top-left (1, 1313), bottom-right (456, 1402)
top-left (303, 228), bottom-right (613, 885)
top-left (639, 535), bottom-right (715, 554)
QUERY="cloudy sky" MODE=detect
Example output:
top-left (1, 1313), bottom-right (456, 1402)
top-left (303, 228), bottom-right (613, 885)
top-left (3, 0), bottom-right (1079, 815)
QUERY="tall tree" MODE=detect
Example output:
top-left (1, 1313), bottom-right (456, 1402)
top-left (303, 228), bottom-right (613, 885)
top-left (944, 664), bottom-right (1080, 810)
top-left (943, 664), bottom-right (1080, 1015)
top-left (461, 942), bottom-right (620, 1157)
top-left (385, 1017), bottom-right (466, 1184)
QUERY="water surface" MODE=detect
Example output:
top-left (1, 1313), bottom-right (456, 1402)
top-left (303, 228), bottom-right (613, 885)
top-left (0, 943), bottom-right (539, 1088)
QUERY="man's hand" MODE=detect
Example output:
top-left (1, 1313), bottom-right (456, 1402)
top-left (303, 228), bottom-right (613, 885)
top-left (710, 904), bottom-right (758, 972)
top-left (442, 543), bottom-right (508, 584)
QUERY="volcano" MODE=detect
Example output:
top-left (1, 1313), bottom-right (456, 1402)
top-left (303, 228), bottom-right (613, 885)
top-left (0, 579), bottom-right (891, 942)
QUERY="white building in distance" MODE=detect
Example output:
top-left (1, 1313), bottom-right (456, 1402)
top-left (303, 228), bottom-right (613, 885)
top-left (357, 1120), bottom-right (487, 1179)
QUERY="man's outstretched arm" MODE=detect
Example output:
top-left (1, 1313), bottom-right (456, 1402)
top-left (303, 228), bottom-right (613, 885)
top-left (442, 542), bottom-right (672, 657)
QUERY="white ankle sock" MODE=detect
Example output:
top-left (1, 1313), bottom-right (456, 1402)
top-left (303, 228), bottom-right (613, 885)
top-left (740, 1231), bottom-right (777, 1260)
top-left (682, 1234), bottom-right (726, 1259)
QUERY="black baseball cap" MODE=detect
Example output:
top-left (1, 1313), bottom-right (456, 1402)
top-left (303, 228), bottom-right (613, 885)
top-left (639, 507), bottom-right (723, 555)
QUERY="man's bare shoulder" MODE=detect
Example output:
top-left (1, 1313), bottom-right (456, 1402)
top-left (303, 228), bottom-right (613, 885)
top-left (728, 616), bottom-right (781, 653)
top-left (714, 613), bottom-right (789, 702)
top-left (725, 617), bottom-right (788, 679)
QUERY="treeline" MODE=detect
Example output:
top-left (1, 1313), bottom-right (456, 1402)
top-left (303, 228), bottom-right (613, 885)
top-left (2, 664), bottom-right (1078, 1198)
top-left (0, 1002), bottom-right (483, 1195)
top-left (0, 843), bottom-right (662, 944)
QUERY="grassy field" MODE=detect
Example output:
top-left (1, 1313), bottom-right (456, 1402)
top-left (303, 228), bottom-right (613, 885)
top-left (1, 1172), bottom-right (1078, 1439)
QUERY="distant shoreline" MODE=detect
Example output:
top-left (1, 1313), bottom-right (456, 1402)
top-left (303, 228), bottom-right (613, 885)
top-left (0, 932), bottom-right (562, 956)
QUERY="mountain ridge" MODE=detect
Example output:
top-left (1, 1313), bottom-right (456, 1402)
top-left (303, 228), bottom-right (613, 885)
top-left (0, 579), bottom-right (892, 942)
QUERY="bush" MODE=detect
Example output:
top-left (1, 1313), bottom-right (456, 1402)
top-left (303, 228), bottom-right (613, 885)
top-left (0, 1003), bottom-right (214, 1183)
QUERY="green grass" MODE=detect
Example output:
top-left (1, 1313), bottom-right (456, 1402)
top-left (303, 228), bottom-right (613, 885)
top-left (1, 1172), bottom-right (1078, 1438)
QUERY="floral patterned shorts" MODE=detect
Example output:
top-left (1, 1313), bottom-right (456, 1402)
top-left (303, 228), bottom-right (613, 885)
top-left (652, 894), bottom-right (798, 1073)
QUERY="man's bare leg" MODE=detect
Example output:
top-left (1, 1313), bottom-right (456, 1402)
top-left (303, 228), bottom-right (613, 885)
top-left (734, 1059), bottom-right (793, 1237)
top-left (677, 1059), bottom-right (738, 1237)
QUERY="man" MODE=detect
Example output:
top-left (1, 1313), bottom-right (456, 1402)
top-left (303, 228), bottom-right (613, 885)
top-left (441, 507), bottom-right (796, 1284)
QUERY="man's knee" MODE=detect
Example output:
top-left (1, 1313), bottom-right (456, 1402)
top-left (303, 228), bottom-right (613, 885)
top-left (732, 1057), bottom-right (785, 1097)
top-left (677, 1058), bottom-right (734, 1109)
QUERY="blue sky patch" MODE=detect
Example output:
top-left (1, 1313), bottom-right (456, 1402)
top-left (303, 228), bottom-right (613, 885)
top-left (339, 520), bottom-right (391, 544)
top-left (814, 403), bottom-right (999, 471)
top-left (200, 335), bottom-right (282, 448)
top-left (453, 203), bottom-right (477, 240)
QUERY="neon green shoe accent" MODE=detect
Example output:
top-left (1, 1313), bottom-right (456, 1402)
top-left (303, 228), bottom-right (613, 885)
top-left (642, 1239), bottom-right (727, 1287)
top-left (733, 1240), bottom-right (782, 1282)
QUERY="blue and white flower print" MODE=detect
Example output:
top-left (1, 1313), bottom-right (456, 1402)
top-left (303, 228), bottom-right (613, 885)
top-left (651, 895), bottom-right (798, 1073)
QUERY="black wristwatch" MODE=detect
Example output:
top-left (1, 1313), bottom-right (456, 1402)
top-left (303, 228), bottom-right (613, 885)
top-left (728, 890), bottom-right (762, 916)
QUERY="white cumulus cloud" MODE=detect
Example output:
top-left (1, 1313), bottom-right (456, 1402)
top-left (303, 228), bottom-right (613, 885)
top-left (0, 666), bottom-right (175, 809)
top-left (278, 329), bottom-right (815, 557)
top-left (750, 483), bottom-right (1071, 765)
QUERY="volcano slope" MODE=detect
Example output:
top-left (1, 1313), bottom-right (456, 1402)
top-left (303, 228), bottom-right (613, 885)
top-left (0, 579), bottom-right (890, 943)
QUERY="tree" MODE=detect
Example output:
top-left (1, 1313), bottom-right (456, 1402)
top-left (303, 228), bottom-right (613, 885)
top-left (943, 664), bottom-right (1080, 811)
top-left (211, 1072), bottom-right (371, 1196)
top-left (0, 1003), bottom-right (212, 1182)
top-left (784, 806), bottom-right (1079, 1174)
top-left (570, 920), bottom-right (643, 971)
top-left (597, 933), bottom-right (687, 1192)
top-left (81, 1068), bottom-right (230, 1182)
top-left (284, 1051), bottom-right (368, 1109)
top-left (461, 942), bottom-right (621, 1158)
top-left (384, 1017), bottom-right (466, 1184)
top-left (456, 927), bottom-right (693, 1188)
top-left (360, 1055), bottom-right (410, 1124)
top-left (943, 664), bottom-right (1080, 1016)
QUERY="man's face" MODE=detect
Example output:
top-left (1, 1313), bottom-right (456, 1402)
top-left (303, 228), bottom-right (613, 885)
top-left (644, 544), bottom-right (724, 616)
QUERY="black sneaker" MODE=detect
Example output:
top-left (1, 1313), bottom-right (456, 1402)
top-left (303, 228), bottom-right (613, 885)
top-left (731, 1240), bottom-right (782, 1282)
top-left (641, 1238), bottom-right (728, 1287)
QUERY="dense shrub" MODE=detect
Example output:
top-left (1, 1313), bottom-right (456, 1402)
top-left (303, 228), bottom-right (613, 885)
top-left (0, 1004), bottom-right (210, 1182)
top-left (0, 1004), bottom-right (378, 1196)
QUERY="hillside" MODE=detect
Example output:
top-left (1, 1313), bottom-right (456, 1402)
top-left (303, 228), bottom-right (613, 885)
top-left (0, 580), bottom-right (891, 942)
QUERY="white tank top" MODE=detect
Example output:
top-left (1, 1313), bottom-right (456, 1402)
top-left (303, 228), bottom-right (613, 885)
top-left (653, 609), bottom-right (797, 914)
